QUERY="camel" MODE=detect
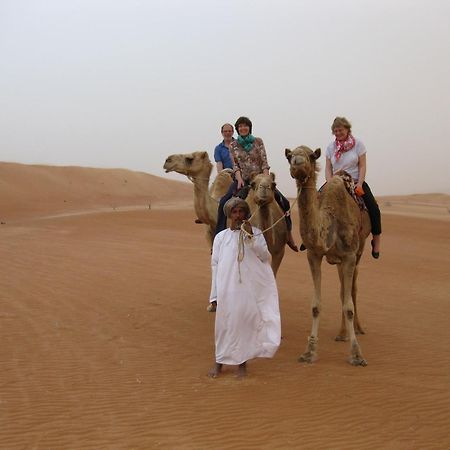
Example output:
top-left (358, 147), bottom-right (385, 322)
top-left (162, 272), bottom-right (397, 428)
top-left (246, 173), bottom-right (288, 276)
top-left (163, 152), bottom-right (289, 276)
top-left (285, 146), bottom-right (371, 366)
top-left (163, 151), bottom-right (233, 246)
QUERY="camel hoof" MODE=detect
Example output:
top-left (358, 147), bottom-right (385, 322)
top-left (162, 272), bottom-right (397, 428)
top-left (355, 329), bottom-right (365, 335)
top-left (335, 335), bottom-right (348, 342)
top-left (349, 357), bottom-right (368, 367)
top-left (298, 352), bottom-right (316, 364)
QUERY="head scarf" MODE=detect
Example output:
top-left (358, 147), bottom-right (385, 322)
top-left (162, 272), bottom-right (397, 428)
top-left (223, 197), bottom-right (250, 219)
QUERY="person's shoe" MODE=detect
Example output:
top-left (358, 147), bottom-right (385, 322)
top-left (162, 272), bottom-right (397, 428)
top-left (207, 301), bottom-right (217, 312)
top-left (371, 240), bottom-right (380, 259)
top-left (195, 218), bottom-right (203, 224)
top-left (299, 243), bottom-right (307, 251)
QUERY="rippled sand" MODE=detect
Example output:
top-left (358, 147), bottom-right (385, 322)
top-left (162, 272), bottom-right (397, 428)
top-left (1, 163), bottom-right (449, 449)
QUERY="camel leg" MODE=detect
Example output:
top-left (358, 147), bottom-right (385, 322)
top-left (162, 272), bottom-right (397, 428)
top-left (335, 265), bottom-right (348, 341)
top-left (299, 252), bottom-right (322, 363)
top-left (270, 251), bottom-right (283, 278)
top-left (206, 226), bottom-right (214, 248)
top-left (340, 257), bottom-right (367, 366)
top-left (352, 264), bottom-right (365, 335)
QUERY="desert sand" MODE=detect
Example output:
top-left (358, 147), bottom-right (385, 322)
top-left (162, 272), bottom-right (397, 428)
top-left (1, 162), bottom-right (449, 449)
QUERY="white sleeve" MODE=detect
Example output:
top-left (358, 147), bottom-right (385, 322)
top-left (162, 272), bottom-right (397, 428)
top-left (246, 227), bottom-right (271, 263)
top-left (209, 233), bottom-right (222, 301)
top-left (356, 140), bottom-right (367, 157)
top-left (325, 142), bottom-right (334, 160)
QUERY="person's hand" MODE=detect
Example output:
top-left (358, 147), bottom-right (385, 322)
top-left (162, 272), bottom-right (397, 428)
top-left (235, 171), bottom-right (244, 190)
top-left (243, 220), bottom-right (253, 236)
top-left (355, 183), bottom-right (364, 197)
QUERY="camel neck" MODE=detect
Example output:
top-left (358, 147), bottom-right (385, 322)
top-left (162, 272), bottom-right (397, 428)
top-left (297, 181), bottom-right (319, 240)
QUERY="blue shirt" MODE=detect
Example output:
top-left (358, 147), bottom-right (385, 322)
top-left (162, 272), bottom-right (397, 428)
top-left (214, 140), bottom-right (233, 169)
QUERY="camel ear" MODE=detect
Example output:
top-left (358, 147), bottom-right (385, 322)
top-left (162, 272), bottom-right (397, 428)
top-left (200, 151), bottom-right (208, 159)
top-left (285, 148), bottom-right (292, 161)
top-left (270, 172), bottom-right (275, 182)
top-left (312, 148), bottom-right (321, 160)
top-left (249, 171), bottom-right (258, 182)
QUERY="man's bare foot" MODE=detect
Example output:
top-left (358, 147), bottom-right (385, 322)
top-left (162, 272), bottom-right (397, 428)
top-left (206, 301), bottom-right (217, 312)
top-left (208, 363), bottom-right (222, 378)
top-left (236, 362), bottom-right (247, 378)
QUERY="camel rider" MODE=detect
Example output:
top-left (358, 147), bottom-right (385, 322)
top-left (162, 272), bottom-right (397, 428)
top-left (214, 123), bottom-right (235, 172)
top-left (325, 117), bottom-right (382, 258)
top-left (215, 116), bottom-right (298, 252)
top-left (195, 123), bottom-right (235, 224)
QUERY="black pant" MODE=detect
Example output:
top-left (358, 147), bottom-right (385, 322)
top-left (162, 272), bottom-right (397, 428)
top-left (215, 180), bottom-right (293, 237)
top-left (362, 182), bottom-right (381, 235)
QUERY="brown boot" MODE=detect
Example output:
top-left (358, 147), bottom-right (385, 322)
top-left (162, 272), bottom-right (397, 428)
top-left (286, 231), bottom-right (298, 252)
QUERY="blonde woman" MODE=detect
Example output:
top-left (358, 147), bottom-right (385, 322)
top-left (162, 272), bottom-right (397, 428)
top-left (325, 117), bottom-right (381, 258)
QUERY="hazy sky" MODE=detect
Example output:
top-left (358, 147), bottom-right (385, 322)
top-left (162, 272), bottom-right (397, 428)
top-left (1, 0), bottom-right (449, 196)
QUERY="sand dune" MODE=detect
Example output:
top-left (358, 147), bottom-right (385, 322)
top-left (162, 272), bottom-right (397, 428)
top-left (379, 193), bottom-right (450, 221)
top-left (1, 163), bottom-right (449, 449)
top-left (0, 162), bottom-right (192, 221)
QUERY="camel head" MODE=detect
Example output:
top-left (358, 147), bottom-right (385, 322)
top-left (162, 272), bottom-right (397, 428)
top-left (250, 173), bottom-right (276, 206)
top-left (163, 151), bottom-right (212, 178)
top-left (285, 146), bottom-right (321, 185)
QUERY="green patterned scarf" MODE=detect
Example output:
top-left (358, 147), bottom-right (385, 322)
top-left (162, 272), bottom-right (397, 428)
top-left (237, 134), bottom-right (255, 152)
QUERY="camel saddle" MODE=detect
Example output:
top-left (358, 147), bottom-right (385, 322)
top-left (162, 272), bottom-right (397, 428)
top-left (319, 171), bottom-right (367, 211)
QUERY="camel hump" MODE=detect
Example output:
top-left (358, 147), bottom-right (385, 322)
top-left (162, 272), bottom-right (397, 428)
top-left (210, 170), bottom-right (234, 201)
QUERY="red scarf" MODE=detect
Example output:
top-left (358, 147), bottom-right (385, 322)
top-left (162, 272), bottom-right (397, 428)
top-left (334, 134), bottom-right (356, 161)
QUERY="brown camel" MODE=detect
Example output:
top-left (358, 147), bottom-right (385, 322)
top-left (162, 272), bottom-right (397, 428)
top-left (246, 173), bottom-right (288, 276)
top-left (163, 151), bottom-right (232, 246)
top-left (285, 146), bottom-right (371, 366)
top-left (163, 153), bottom-right (289, 276)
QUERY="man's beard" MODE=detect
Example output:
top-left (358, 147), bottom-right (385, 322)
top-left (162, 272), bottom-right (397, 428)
top-left (230, 219), bottom-right (244, 230)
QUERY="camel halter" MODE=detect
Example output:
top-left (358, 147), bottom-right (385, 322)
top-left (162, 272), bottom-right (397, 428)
top-left (187, 175), bottom-right (210, 183)
top-left (239, 183), bottom-right (305, 239)
top-left (235, 187), bottom-right (302, 282)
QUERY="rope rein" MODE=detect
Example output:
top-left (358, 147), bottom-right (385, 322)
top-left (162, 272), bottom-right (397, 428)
top-left (187, 175), bottom-right (210, 183)
top-left (239, 185), bottom-right (303, 239)
top-left (236, 185), bottom-right (304, 282)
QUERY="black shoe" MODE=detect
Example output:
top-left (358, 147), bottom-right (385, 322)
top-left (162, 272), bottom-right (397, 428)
top-left (371, 240), bottom-right (380, 259)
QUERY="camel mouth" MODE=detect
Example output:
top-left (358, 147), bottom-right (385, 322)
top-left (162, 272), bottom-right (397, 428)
top-left (255, 199), bottom-right (270, 206)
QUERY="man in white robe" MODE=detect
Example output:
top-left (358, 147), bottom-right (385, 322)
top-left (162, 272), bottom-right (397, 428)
top-left (208, 197), bottom-right (281, 378)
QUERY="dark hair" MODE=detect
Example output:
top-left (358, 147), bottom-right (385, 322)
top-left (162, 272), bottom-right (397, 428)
top-left (221, 123), bottom-right (234, 132)
top-left (235, 116), bottom-right (252, 135)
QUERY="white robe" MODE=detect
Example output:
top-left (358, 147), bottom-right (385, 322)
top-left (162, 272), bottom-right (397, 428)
top-left (210, 227), bottom-right (281, 365)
